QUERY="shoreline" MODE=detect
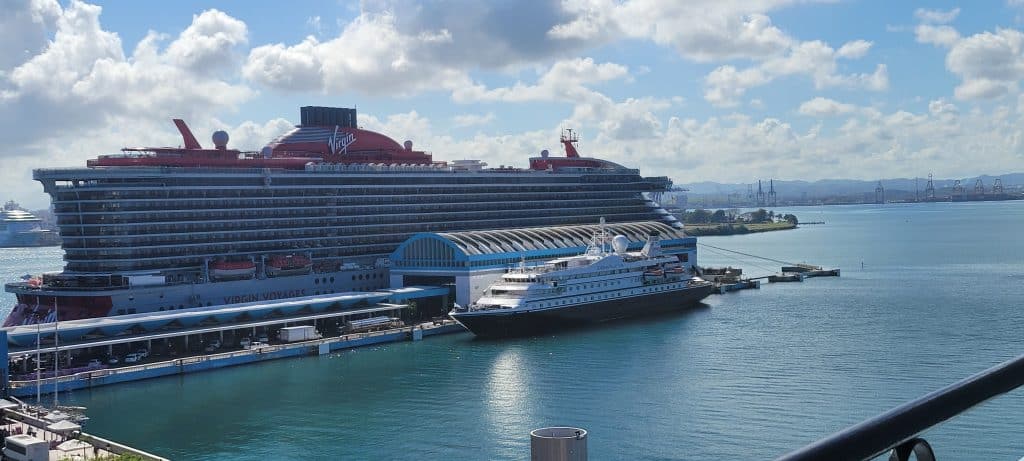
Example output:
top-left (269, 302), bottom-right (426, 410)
top-left (684, 221), bottom-right (797, 236)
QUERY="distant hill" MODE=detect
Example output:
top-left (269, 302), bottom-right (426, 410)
top-left (679, 173), bottom-right (1024, 199)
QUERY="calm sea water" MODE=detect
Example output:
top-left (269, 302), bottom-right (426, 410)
top-left (3, 202), bottom-right (1023, 460)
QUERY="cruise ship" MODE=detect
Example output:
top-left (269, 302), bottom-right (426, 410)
top-left (449, 227), bottom-right (715, 337)
top-left (0, 201), bottom-right (60, 248)
top-left (3, 106), bottom-right (679, 326)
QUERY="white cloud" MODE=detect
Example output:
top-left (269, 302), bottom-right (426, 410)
top-left (551, 2), bottom-right (799, 61)
top-left (836, 40), bottom-right (872, 59)
top-left (914, 8), bottom-right (960, 24)
top-left (910, 10), bottom-right (1024, 102)
top-left (0, 0), bottom-right (255, 209)
top-left (946, 28), bottom-right (1024, 100)
top-left (244, 11), bottom-right (468, 95)
top-left (453, 112), bottom-right (496, 127)
top-left (704, 40), bottom-right (887, 106)
top-left (165, 9), bottom-right (247, 75)
top-left (916, 24), bottom-right (961, 47)
top-left (452, 58), bottom-right (630, 103)
top-left (0, 0), bottom-right (62, 71)
top-left (798, 97), bottom-right (857, 117)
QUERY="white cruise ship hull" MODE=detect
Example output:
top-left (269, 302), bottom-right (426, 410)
top-left (450, 282), bottom-right (715, 338)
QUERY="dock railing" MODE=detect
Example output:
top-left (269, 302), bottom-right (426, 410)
top-left (776, 353), bottom-right (1024, 461)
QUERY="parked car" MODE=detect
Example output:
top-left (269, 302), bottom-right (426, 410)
top-left (136, 349), bottom-right (149, 359)
top-left (248, 341), bottom-right (265, 350)
top-left (257, 333), bottom-right (269, 343)
top-left (209, 339), bottom-right (221, 349)
top-left (204, 342), bottom-right (219, 353)
top-left (107, 356), bottom-right (120, 365)
top-left (86, 359), bottom-right (103, 368)
top-left (239, 337), bottom-right (251, 348)
top-left (123, 353), bottom-right (140, 364)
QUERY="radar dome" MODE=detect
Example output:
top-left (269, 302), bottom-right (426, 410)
top-left (261, 146), bottom-right (273, 158)
top-left (611, 235), bottom-right (630, 254)
top-left (404, 140), bottom-right (413, 150)
top-left (540, 149), bottom-right (549, 158)
top-left (212, 130), bottom-right (229, 149)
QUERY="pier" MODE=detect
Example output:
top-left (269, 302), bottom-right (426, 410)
top-left (3, 287), bottom-right (457, 398)
top-left (697, 243), bottom-right (839, 289)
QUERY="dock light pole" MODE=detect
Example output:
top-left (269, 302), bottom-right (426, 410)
top-left (530, 427), bottom-right (587, 461)
top-left (53, 298), bottom-right (59, 408)
top-left (35, 321), bottom-right (40, 408)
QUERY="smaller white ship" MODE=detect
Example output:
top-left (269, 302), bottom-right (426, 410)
top-left (450, 221), bottom-right (715, 338)
top-left (0, 201), bottom-right (60, 247)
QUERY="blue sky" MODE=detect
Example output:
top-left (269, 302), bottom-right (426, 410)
top-left (3, 0), bottom-right (1024, 209)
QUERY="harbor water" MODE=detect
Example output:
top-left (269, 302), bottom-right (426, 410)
top-left (3, 201), bottom-right (1024, 460)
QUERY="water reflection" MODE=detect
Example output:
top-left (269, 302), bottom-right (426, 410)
top-left (484, 346), bottom-right (532, 431)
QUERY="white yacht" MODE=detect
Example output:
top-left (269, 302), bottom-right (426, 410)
top-left (450, 223), bottom-right (715, 337)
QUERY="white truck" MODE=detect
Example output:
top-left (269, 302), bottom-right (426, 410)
top-left (278, 325), bottom-right (320, 342)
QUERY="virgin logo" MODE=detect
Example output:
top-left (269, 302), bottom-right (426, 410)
top-left (328, 126), bottom-right (356, 155)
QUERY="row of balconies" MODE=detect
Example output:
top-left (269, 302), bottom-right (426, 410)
top-left (51, 191), bottom-right (641, 213)
top-left (58, 210), bottom-right (660, 246)
top-left (53, 198), bottom-right (645, 225)
top-left (52, 182), bottom-right (658, 202)
top-left (55, 204), bottom-right (651, 232)
top-left (59, 213), bottom-right (656, 266)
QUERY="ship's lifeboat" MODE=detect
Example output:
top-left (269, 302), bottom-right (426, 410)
top-left (668, 266), bottom-right (686, 275)
top-left (643, 269), bottom-right (665, 278)
top-left (266, 255), bottom-right (312, 277)
top-left (210, 260), bottom-right (257, 280)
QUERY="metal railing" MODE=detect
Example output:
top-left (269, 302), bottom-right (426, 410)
top-left (776, 353), bottom-right (1024, 461)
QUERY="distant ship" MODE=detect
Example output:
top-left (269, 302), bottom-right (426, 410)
top-left (4, 106), bottom-right (678, 326)
top-left (0, 201), bottom-right (60, 248)
top-left (449, 225), bottom-right (714, 338)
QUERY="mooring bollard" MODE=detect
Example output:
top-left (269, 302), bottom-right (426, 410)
top-left (530, 427), bottom-right (587, 461)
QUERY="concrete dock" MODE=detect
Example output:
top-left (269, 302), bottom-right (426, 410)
top-left (8, 321), bottom-right (463, 397)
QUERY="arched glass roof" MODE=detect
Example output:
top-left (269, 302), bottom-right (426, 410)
top-left (434, 221), bottom-right (684, 256)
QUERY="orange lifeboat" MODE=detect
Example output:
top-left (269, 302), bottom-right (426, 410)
top-left (266, 255), bottom-right (312, 277)
top-left (210, 260), bottom-right (256, 280)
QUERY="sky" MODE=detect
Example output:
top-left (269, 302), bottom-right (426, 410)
top-left (3, 0), bottom-right (1024, 209)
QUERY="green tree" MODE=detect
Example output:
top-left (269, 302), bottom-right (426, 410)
top-left (711, 209), bottom-right (727, 223)
top-left (750, 208), bottom-right (768, 223)
top-left (686, 209), bottom-right (712, 224)
top-left (783, 214), bottom-right (798, 225)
